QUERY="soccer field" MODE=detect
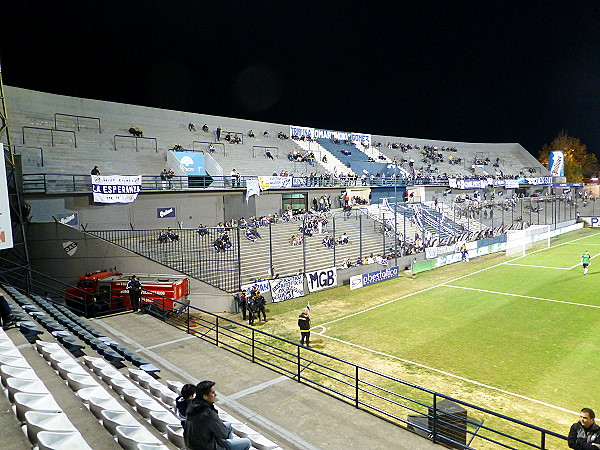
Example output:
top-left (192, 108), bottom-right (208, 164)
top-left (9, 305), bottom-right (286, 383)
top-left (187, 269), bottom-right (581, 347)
top-left (265, 227), bottom-right (600, 439)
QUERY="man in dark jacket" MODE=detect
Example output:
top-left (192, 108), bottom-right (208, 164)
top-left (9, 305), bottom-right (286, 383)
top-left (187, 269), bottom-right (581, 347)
top-left (184, 381), bottom-right (251, 450)
top-left (568, 408), bottom-right (600, 449)
top-left (298, 307), bottom-right (311, 346)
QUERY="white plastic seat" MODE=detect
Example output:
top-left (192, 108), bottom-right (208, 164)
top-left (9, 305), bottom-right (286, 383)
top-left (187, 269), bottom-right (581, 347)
top-left (83, 355), bottom-right (104, 369)
top-left (159, 386), bottom-right (177, 406)
top-left (66, 372), bottom-right (99, 391)
top-left (148, 380), bottom-right (164, 398)
top-left (56, 361), bottom-right (88, 379)
top-left (14, 392), bottom-right (62, 422)
top-left (88, 395), bottom-right (127, 419)
top-left (91, 359), bottom-right (112, 376)
top-left (135, 398), bottom-right (165, 419)
top-left (24, 411), bottom-right (77, 445)
top-left (136, 373), bottom-right (154, 389)
top-left (250, 434), bottom-right (280, 450)
top-left (149, 409), bottom-right (180, 432)
top-left (0, 341), bottom-right (17, 351)
top-left (127, 367), bottom-right (146, 382)
top-left (166, 379), bottom-right (183, 393)
top-left (100, 409), bottom-right (141, 435)
top-left (0, 354), bottom-right (30, 369)
top-left (100, 367), bottom-right (126, 384)
top-left (6, 378), bottom-right (50, 403)
top-left (110, 377), bottom-right (137, 396)
top-left (0, 347), bottom-right (22, 358)
top-left (166, 423), bottom-right (185, 448)
top-left (77, 386), bottom-right (113, 404)
top-left (123, 387), bottom-right (151, 406)
top-left (37, 430), bottom-right (92, 450)
top-left (116, 425), bottom-right (162, 450)
top-left (232, 422), bottom-right (258, 438)
top-left (48, 352), bottom-right (74, 370)
top-left (137, 443), bottom-right (170, 450)
top-left (41, 346), bottom-right (68, 361)
top-left (35, 341), bottom-right (62, 353)
top-left (1, 365), bottom-right (38, 387)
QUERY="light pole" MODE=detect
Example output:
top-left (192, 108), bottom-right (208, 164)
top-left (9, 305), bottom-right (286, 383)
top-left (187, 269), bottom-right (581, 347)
top-left (393, 160), bottom-right (398, 264)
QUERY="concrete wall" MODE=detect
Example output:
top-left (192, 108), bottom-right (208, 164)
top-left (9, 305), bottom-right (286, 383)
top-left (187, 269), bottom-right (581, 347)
top-left (26, 222), bottom-right (232, 311)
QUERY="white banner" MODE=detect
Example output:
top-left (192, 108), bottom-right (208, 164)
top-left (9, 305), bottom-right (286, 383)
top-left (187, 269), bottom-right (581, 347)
top-left (0, 144), bottom-right (13, 250)
top-left (241, 280), bottom-right (271, 295)
top-left (314, 129), bottom-right (372, 147)
top-left (92, 175), bottom-right (141, 203)
top-left (425, 245), bottom-right (456, 259)
top-left (305, 267), bottom-right (337, 292)
top-left (505, 179), bottom-right (520, 189)
top-left (290, 125), bottom-right (315, 138)
top-left (269, 275), bottom-right (305, 302)
top-left (246, 179), bottom-right (260, 203)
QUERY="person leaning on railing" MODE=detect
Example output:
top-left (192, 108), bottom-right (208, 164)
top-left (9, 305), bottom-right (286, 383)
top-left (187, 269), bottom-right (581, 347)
top-left (568, 408), bottom-right (600, 449)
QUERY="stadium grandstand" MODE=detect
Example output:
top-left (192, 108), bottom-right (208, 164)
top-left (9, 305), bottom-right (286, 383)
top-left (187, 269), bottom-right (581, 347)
top-left (0, 85), bottom-right (579, 449)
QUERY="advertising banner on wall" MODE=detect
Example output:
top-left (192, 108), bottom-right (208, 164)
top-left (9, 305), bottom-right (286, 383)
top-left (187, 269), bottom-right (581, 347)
top-left (269, 275), bottom-right (305, 302)
top-left (0, 144), bottom-right (14, 250)
top-left (350, 266), bottom-right (399, 290)
top-left (241, 280), bottom-right (271, 295)
top-left (258, 176), bottom-right (293, 190)
top-left (91, 175), bottom-right (142, 203)
top-left (157, 207), bottom-right (176, 218)
top-left (171, 151), bottom-right (206, 175)
top-left (314, 129), bottom-right (371, 147)
top-left (290, 126), bottom-right (315, 139)
top-left (56, 212), bottom-right (79, 226)
top-left (305, 267), bottom-right (337, 292)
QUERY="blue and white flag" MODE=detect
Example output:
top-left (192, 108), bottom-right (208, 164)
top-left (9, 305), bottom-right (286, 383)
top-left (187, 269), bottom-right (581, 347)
top-left (548, 151), bottom-right (565, 176)
top-left (246, 179), bottom-right (260, 203)
top-left (91, 175), bottom-right (141, 203)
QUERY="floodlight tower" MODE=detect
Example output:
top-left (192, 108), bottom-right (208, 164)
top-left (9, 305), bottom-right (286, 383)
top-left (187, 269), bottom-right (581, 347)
top-left (0, 58), bottom-right (31, 287)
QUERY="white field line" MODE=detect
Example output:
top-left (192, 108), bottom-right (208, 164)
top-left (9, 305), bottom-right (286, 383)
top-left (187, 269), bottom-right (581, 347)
top-left (317, 230), bottom-right (600, 329)
top-left (311, 231), bottom-right (600, 415)
top-left (444, 285), bottom-right (600, 309)
top-left (504, 263), bottom-right (569, 270)
top-left (312, 331), bottom-right (578, 415)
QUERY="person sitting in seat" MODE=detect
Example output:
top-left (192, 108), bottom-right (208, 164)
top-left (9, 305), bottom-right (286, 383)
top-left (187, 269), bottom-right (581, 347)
top-left (322, 235), bottom-right (334, 249)
top-left (202, 124), bottom-right (209, 133)
top-left (208, 144), bottom-right (216, 153)
top-left (128, 126), bottom-right (143, 137)
top-left (167, 228), bottom-right (179, 242)
top-left (263, 130), bottom-right (270, 138)
top-left (221, 233), bottom-right (233, 249)
top-left (159, 230), bottom-right (169, 243)
top-left (245, 228), bottom-right (258, 242)
top-left (188, 122), bottom-right (196, 132)
top-left (248, 130), bottom-right (255, 138)
top-left (265, 150), bottom-right (274, 159)
top-left (337, 233), bottom-right (349, 245)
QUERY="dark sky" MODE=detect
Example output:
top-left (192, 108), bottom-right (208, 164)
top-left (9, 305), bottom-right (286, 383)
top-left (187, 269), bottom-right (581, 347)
top-left (2, 2), bottom-right (600, 157)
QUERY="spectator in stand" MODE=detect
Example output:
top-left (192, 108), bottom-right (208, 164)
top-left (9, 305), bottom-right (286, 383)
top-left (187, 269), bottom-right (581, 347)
top-left (175, 383), bottom-right (195, 425)
top-left (188, 122), bottom-right (196, 132)
top-left (208, 144), bottom-right (216, 153)
top-left (184, 381), bottom-right (251, 450)
top-left (568, 408), bottom-right (600, 449)
top-left (167, 169), bottom-right (175, 189)
top-left (160, 169), bottom-right (168, 189)
top-left (128, 126), bottom-right (143, 137)
top-left (265, 150), bottom-right (274, 159)
top-left (167, 227), bottom-right (179, 242)
top-left (248, 130), bottom-right (255, 138)
top-left (91, 165), bottom-right (100, 175)
top-left (263, 130), bottom-right (270, 138)
top-left (216, 126), bottom-right (222, 141)
top-left (202, 124), bottom-right (209, 133)
top-left (230, 168), bottom-right (240, 187)
top-left (0, 294), bottom-right (16, 330)
top-left (196, 224), bottom-right (209, 236)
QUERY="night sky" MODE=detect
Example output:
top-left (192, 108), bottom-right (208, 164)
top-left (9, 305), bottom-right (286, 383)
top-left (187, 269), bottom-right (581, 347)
top-left (2, 2), bottom-right (600, 157)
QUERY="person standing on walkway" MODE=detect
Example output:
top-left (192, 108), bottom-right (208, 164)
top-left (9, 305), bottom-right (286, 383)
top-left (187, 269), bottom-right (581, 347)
top-left (298, 307), bottom-right (311, 347)
top-left (582, 250), bottom-right (591, 275)
top-left (126, 275), bottom-right (143, 313)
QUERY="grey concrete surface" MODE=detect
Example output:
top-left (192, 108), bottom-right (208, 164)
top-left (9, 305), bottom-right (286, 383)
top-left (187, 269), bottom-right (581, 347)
top-left (92, 312), bottom-right (440, 449)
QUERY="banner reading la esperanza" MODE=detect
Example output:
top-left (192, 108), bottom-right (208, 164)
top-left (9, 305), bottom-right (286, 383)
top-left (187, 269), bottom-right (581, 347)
top-left (92, 175), bottom-right (142, 203)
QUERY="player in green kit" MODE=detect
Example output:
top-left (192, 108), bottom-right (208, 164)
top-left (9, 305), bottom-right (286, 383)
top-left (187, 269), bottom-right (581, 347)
top-left (581, 250), bottom-right (591, 275)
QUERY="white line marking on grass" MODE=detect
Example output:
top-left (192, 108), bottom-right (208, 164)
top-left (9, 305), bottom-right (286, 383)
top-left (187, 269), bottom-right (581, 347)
top-left (567, 251), bottom-right (600, 270)
top-left (504, 263), bottom-right (569, 270)
top-left (312, 331), bottom-right (578, 415)
top-left (444, 285), bottom-right (600, 309)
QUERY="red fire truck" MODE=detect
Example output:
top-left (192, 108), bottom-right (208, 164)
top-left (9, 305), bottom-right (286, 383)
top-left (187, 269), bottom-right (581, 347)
top-left (65, 270), bottom-right (189, 316)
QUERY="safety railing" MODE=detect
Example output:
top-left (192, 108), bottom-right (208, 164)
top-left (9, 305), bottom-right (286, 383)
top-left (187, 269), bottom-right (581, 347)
top-left (22, 126), bottom-right (77, 147)
top-left (7, 144), bottom-right (44, 167)
top-left (251, 145), bottom-right (278, 158)
top-left (150, 297), bottom-right (569, 450)
top-left (192, 140), bottom-right (226, 155)
top-left (54, 113), bottom-right (102, 133)
top-left (113, 134), bottom-right (158, 152)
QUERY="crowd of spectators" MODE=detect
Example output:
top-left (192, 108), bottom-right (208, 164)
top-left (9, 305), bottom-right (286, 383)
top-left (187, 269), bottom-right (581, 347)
top-left (287, 151), bottom-right (316, 164)
top-left (158, 228), bottom-right (179, 243)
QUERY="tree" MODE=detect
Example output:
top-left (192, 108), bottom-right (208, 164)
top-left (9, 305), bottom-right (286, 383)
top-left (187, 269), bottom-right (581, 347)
top-left (538, 131), bottom-right (598, 182)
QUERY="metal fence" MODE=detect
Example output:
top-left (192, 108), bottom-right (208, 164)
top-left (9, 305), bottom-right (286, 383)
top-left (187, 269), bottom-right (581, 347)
top-left (152, 299), bottom-right (568, 450)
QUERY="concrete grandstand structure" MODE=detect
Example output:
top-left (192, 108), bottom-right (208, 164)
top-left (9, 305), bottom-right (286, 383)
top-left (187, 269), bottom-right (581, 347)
top-left (0, 86), bottom-right (574, 449)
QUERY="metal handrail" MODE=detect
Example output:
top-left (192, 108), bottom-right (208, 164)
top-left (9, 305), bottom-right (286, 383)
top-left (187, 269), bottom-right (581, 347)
top-left (251, 145), bottom-right (278, 158)
top-left (54, 113), bottom-right (102, 133)
top-left (22, 126), bottom-right (77, 148)
top-left (7, 144), bottom-right (44, 167)
top-left (192, 140), bottom-right (225, 156)
top-left (113, 134), bottom-right (158, 152)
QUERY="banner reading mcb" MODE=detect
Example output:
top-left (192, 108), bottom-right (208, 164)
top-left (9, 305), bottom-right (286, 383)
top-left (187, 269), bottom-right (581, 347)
top-left (91, 175), bottom-right (142, 203)
top-left (548, 151), bottom-right (564, 176)
top-left (350, 266), bottom-right (399, 290)
top-left (0, 143), bottom-right (14, 250)
top-left (305, 267), bottom-right (337, 292)
top-left (269, 275), bottom-right (305, 302)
